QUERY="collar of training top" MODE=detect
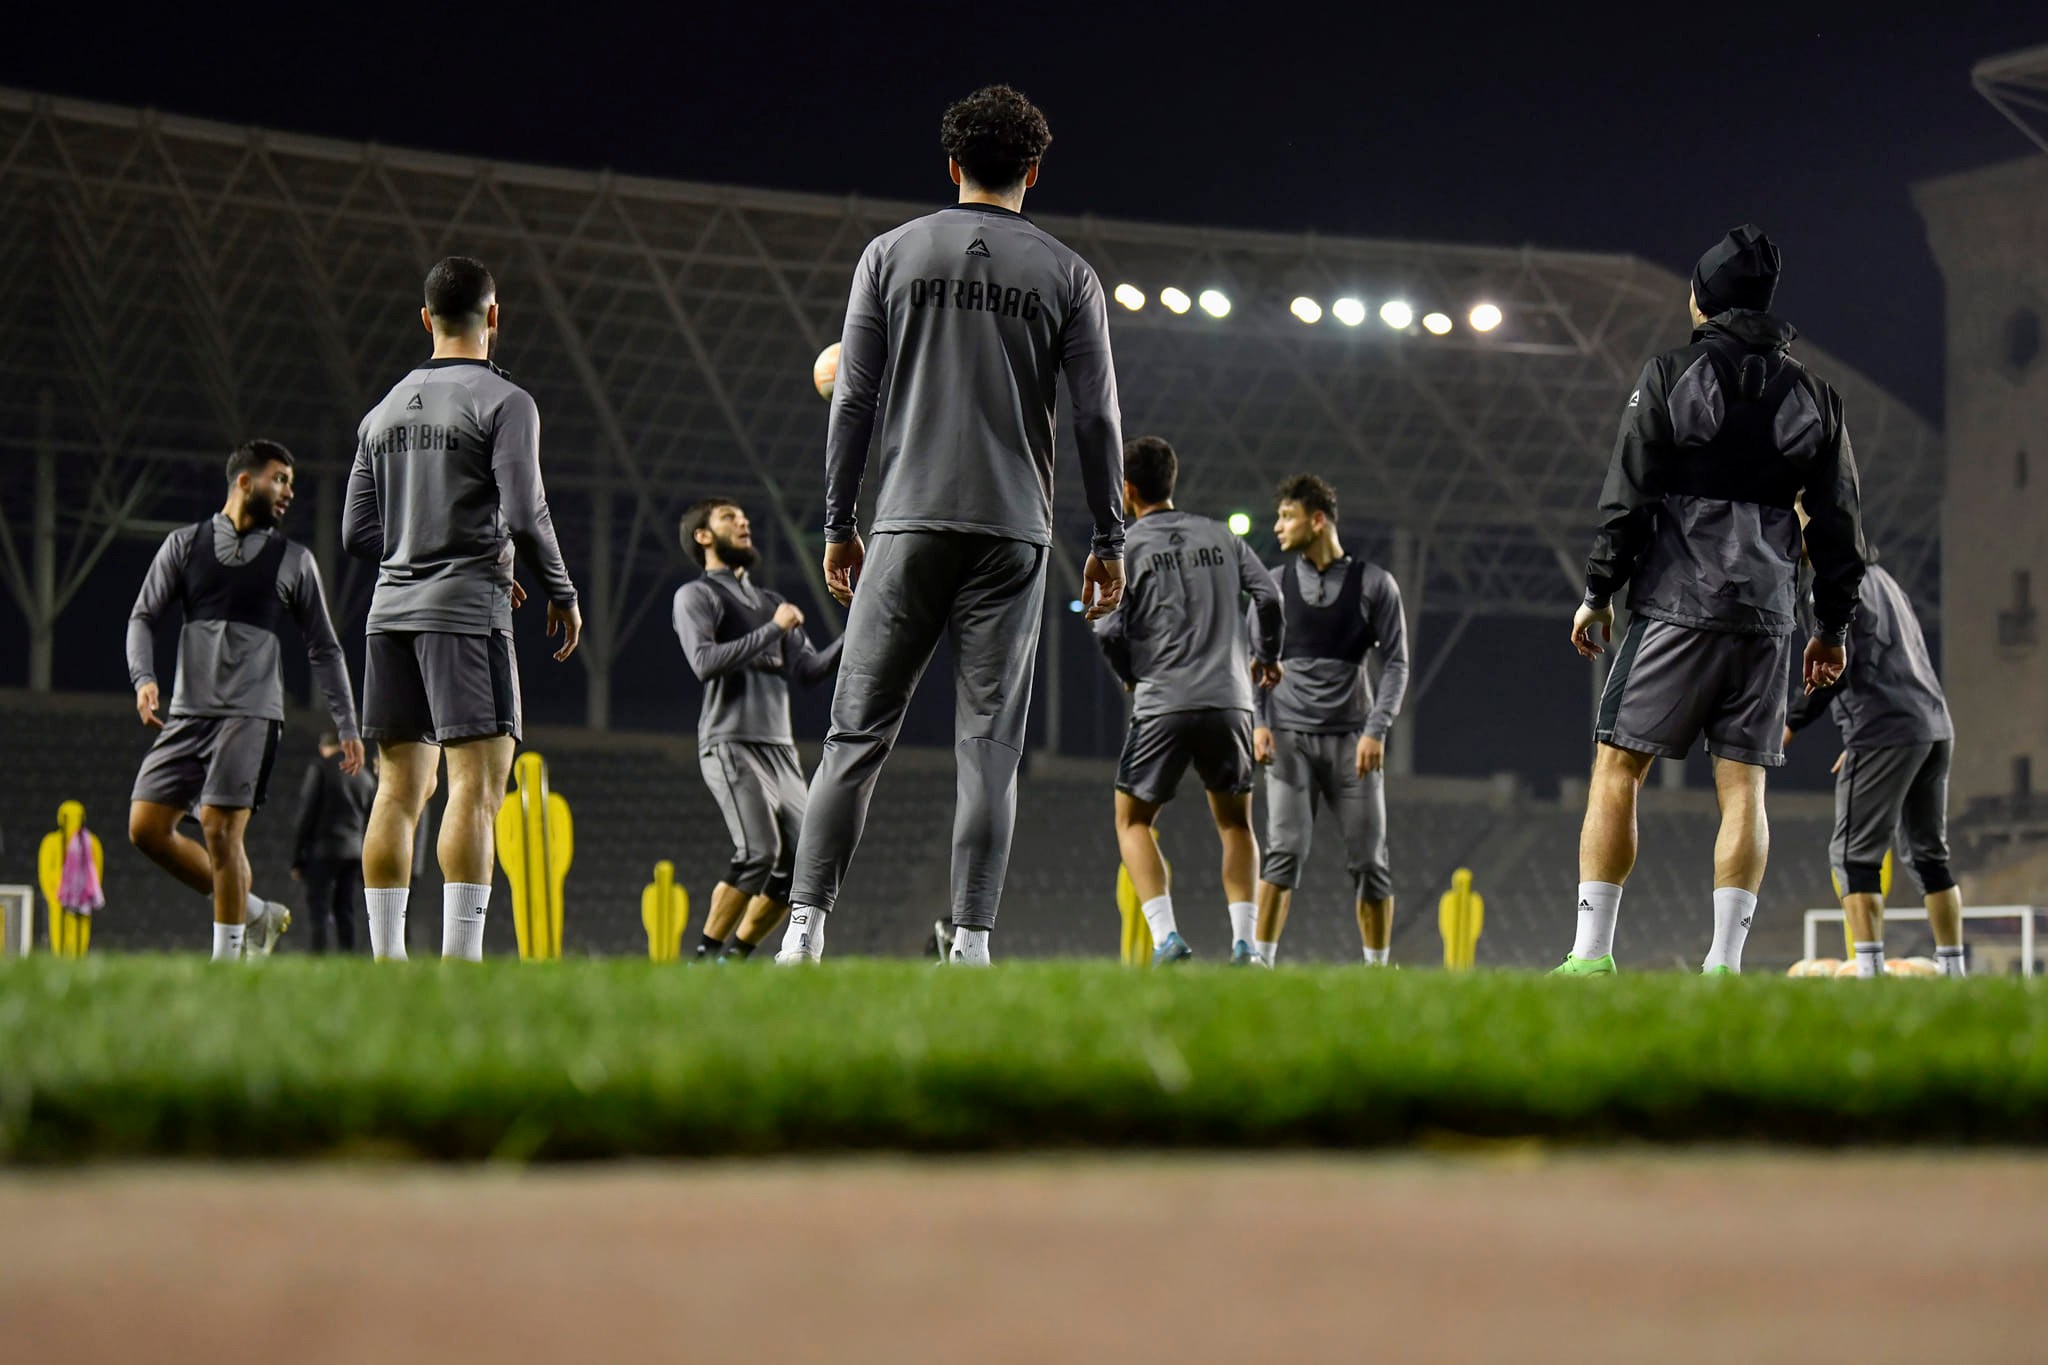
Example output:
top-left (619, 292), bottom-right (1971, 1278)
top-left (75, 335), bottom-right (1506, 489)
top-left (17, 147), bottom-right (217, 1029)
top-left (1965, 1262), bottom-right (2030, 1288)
top-left (419, 357), bottom-right (517, 380)
top-left (941, 202), bottom-right (1031, 221)
top-left (1694, 309), bottom-right (1798, 351)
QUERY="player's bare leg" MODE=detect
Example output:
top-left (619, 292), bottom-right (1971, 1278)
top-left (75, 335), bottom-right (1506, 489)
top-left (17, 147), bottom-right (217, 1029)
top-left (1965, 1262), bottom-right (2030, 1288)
top-left (196, 804), bottom-right (261, 960)
top-left (729, 896), bottom-right (789, 957)
top-left (697, 881), bottom-right (750, 958)
top-left (1207, 790), bottom-right (1261, 963)
top-left (1254, 882), bottom-right (1292, 960)
top-left (437, 736), bottom-right (515, 961)
top-left (127, 801), bottom-right (215, 895)
top-left (1559, 742), bottom-right (1654, 973)
top-left (1116, 791), bottom-right (1188, 963)
top-left (362, 740), bottom-right (439, 960)
top-left (1841, 891), bottom-right (1886, 976)
top-left (1356, 896), bottom-right (1394, 961)
top-left (1697, 756), bottom-right (1768, 974)
top-left (1925, 886), bottom-right (1966, 977)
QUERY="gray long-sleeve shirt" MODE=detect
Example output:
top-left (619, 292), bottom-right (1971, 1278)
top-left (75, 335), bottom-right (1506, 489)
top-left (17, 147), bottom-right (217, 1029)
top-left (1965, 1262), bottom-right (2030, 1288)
top-left (1255, 556), bottom-right (1409, 739)
top-left (343, 358), bottom-right (577, 635)
top-left (126, 515), bottom-right (359, 738)
top-left (1786, 563), bottom-right (1952, 750)
top-left (672, 570), bottom-right (842, 746)
top-left (823, 203), bottom-right (1126, 560)
top-left (1093, 511), bottom-right (1281, 719)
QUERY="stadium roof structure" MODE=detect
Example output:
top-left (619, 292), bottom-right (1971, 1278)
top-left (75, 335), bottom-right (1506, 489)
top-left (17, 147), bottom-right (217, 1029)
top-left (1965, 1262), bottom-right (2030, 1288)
top-left (0, 87), bottom-right (1942, 725)
top-left (1975, 44), bottom-right (2048, 158)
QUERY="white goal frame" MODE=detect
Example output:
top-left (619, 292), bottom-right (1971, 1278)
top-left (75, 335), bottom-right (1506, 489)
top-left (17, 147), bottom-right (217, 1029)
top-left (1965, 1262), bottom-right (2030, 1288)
top-left (1802, 905), bottom-right (2038, 976)
top-left (0, 885), bottom-right (32, 957)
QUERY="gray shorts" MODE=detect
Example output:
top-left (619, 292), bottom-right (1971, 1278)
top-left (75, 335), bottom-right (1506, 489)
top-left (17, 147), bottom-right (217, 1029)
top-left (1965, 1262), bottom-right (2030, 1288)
top-left (1830, 739), bottom-right (1954, 896)
top-left (1258, 728), bottom-right (1391, 901)
top-left (131, 715), bottom-right (284, 812)
top-left (701, 741), bottom-right (809, 902)
top-left (1596, 617), bottom-right (1791, 767)
top-left (1116, 708), bottom-right (1255, 805)
top-left (362, 630), bottom-right (522, 744)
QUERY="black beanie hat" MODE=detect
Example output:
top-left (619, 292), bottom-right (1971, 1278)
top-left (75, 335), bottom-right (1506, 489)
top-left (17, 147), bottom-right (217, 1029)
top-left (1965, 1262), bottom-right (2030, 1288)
top-left (1691, 224), bottom-right (1781, 317)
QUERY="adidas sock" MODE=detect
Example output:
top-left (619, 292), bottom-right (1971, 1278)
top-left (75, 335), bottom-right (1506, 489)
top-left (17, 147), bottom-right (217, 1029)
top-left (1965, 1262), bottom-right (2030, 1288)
top-left (1363, 946), bottom-right (1390, 966)
top-left (1936, 945), bottom-right (1967, 978)
top-left (780, 905), bottom-right (826, 961)
top-left (1854, 941), bottom-right (1886, 979)
top-left (1573, 882), bottom-right (1623, 960)
top-left (1140, 895), bottom-right (1177, 944)
top-left (694, 933), bottom-right (723, 959)
top-left (212, 921), bottom-right (245, 961)
top-left (1255, 939), bottom-right (1278, 966)
top-left (1227, 901), bottom-right (1257, 946)
top-left (442, 883), bottom-right (490, 962)
top-left (1703, 887), bottom-right (1758, 973)
top-left (951, 926), bottom-right (992, 965)
top-left (366, 888), bottom-right (409, 961)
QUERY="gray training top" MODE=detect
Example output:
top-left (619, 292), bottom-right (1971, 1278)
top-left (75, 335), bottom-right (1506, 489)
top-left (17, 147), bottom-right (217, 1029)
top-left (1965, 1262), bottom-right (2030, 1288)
top-left (673, 569), bottom-right (843, 746)
top-left (126, 514), bottom-right (360, 738)
top-left (1093, 510), bottom-right (1282, 719)
top-left (1254, 557), bottom-right (1410, 739)
top-left (1787, 562), bottom-right (1952, 750)
top-left (342, 358), bottom-right (577, 636)
top-left (823, 203), bottom-right (1126, 560)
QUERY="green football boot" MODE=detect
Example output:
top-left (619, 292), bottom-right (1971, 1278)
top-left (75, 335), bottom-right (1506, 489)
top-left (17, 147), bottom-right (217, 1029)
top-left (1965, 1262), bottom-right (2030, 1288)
top-left (1551, 953), bottom-right (1617, 976)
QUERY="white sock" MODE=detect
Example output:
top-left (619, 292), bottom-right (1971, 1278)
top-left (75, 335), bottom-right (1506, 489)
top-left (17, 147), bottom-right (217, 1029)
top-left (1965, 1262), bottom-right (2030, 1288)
top-left (1363, 946), bottom-right (1390, 965)
top-left (442, 883), bottom-right (490, 961)
top-left (366, 887), bottom-right (409, 961)
top-left (1854, 941), bottom-right (1886, 979)
top-left (1936, 945), bottom-right (1967, 978)
top-left (779, 905), bottom-right (826, 961)
top-left (1703, 887), bottom-right (1758, 973)
top-left (1227, 901), bottom-right (1257, 946)
top-left (1573, 882), bottom-right (1623, 959)
top-left (1255, 940), bottom-right (1278, 966)
top-left (950, 926), bottom-right (992, 965)
top-left (1140, 895), bottom-right (1177, 944)
top-left (245, 890), bottom-right (266, 922)
top-left (212, 921), bottom-right (244, 961)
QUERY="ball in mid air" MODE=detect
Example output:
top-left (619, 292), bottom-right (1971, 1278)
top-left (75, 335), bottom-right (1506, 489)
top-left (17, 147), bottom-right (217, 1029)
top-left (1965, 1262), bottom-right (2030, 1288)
top-left (813, 342), bottom-right (841, 400)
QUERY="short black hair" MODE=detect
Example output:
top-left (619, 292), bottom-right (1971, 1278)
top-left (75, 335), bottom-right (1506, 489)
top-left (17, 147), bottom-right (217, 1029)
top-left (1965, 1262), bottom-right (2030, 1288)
top-left (680, 497), bottom-right (741, 569)
top-left (1123, 436), bottom-right (1178, 505)
top-left (1276, 473), bottom-right (1337, 522)
top-left (424, 256), bottom-right (496, 328)
top-left (940, 85), bottom-right (1052, 192)
top-left (226, 439), bottom-right (293, 486)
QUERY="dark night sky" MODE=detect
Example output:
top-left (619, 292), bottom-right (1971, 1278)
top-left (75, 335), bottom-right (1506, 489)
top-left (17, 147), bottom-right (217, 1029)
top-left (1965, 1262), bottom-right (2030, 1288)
top-left (4, 3), bottom-right (2040, 790)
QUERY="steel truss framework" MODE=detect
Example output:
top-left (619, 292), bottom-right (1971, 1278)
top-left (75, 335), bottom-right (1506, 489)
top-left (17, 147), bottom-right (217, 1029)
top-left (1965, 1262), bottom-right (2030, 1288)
top-left (1976, 45), bottom-right (2048, 158)
top-left (0, 88), bottom-right (1942, 727)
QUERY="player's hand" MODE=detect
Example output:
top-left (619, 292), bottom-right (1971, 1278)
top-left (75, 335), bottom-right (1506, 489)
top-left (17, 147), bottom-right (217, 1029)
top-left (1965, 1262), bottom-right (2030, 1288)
top-left (339, 737), bottom-right (365, 776)
top-left (824, 535), bottom-right (865, 606)
top-left (1253, 726), bottom-right (1275, 765)
top-left (1356, 734), bottom-right (1385, 777)
top-left (1082, 555), bottom-right (1124, 620)
top-left (1832, 750), bottom-right (1846, 775)
top-left (136, 682), bottom-right (163, 729)
top-left (1803, 636), bottom-right (1845, 694)
top-left (773, 602), bottom-right (805, 632)
top-left (1251, 660), bottom-right (1283, 691)
top-left (1571, 603), bottom-right (1613, 658)
top-left (548, 600), bottom-right (583, 661)
top-left (1782, 726), bottom-right (1795, 751)
top-left (509, 580), bottom-right (528, 609)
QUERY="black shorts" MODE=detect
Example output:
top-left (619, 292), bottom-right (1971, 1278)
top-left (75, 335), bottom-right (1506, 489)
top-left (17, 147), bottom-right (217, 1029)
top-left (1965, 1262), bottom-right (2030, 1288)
top-left (1116, 708), bottom-right (1256, 805)
top-left (362, 630), bottom-right (522, 744)
top-left (1595, 617), bottom-right (1791, 767)
top-left (131, 715), bottom-right (283, 812)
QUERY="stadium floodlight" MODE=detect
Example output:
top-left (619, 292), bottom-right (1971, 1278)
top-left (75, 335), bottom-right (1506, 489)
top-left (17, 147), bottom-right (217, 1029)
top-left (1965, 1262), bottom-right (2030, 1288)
top-left (1289, 296), bottom-right (1323, 324)
top-left (1113, 283), bottom-right (1146, 312)
top-left (1159, 287), bottom-right (1192, 315)
top-left (1422, 312), bottom-right (1453, 335)
top-left (1227, 512), bottom-right (1253, 536)
top-left (1198, 289), bottom-right (1231, 318)
top-left (1469, 302), bottom-right (1503, 332)
top-left (1379, 300), bottom-right (1414, 330)
top-left (1331, 297), bottom-right (1367, 327)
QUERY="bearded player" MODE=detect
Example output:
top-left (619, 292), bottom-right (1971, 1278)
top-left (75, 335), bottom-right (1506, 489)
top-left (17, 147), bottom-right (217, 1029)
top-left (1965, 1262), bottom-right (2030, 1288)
top-left (674, 498), bottom-right (842, 960)
top-left (127, 440), bottom-right (362, 961)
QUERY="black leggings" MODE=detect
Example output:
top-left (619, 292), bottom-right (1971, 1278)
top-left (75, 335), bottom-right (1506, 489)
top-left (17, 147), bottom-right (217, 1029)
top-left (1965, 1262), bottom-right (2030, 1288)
top-left (302, 858), bottom-right (364, 954)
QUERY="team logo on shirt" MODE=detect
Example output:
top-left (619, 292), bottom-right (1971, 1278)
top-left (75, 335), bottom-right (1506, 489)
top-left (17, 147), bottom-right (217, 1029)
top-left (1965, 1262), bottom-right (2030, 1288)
top-left (406, 393), bottom-right (424, 411)
top-left (965, 238), bottom-right (991, 258)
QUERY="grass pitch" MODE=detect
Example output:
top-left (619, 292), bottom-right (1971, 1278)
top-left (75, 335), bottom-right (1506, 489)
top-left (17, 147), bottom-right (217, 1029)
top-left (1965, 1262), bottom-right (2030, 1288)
top-left (0, 957), bottom-right (2043, 1161)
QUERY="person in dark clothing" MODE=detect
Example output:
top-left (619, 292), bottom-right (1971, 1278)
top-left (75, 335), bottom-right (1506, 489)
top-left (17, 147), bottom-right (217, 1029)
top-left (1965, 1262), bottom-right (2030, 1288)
top-left (1560, 224), bottom-right (1867, 976)
top-left (292, 731), bottom-right (376, 953)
